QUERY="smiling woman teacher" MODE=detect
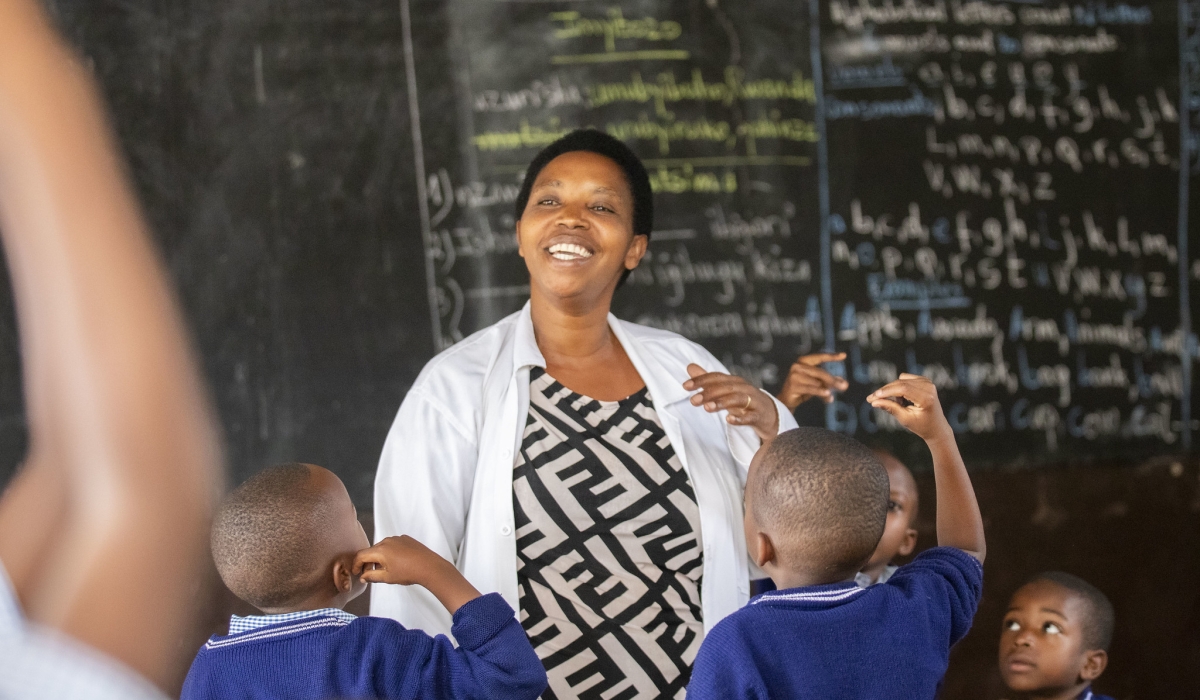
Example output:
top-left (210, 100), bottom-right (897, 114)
top-left (372, 130), bottom-right (797, 699)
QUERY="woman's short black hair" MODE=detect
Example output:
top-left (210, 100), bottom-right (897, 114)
top-left (513, 129), bottom-right (654, 241)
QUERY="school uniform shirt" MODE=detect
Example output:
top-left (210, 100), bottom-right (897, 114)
top-left (854, 564), bottom-right (898, 588)
top-left (371, 302), bottom-right (798, 640)
top-left (687, 547), bottom-right (984, 699)
top-left (180, 593), bottom-right (546, 700)
top-left (0, 561), bottom-right (167, 700)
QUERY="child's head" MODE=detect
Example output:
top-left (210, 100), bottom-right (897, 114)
top-left (1000, 572), bottom-right (1114, 695)
top-left (861, 450), bottom-right (919, 577)
top-left (212, 463), bottom-right (371, 613)
top-left (744, 428), bottom-right (889, 585)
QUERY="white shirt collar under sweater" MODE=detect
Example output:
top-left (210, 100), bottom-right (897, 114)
top-left (228, 608), bottom-right (357, 635)
top-left (370, 302), bottom-right (798, 640)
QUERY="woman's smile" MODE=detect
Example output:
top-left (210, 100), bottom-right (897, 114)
top-left (547, 242), bottom-right (593, 261)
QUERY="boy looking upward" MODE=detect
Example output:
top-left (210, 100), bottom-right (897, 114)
top-left (856, 450), bottom-right (920, 587)
top-left (182, 463), bottom-right (546, 700)
top-left (688, 374), bottom-right (985, 699)
top-left (1000, 572), bottom-right (1115, 700)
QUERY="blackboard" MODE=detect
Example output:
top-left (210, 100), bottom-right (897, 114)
top-left (4, 1), bottom-right (1198, 696)
top-left (403, 0), bottom-right (1200, 470)
top-left (5, 0), bottom-right (1200, 485)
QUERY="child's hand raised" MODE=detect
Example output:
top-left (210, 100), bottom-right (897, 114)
top-left (353, 535), bottom-right (482, 614)
top-left (867, 374), bottom-right (953, 443)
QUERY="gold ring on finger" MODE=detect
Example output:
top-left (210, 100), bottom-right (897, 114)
top-left (744, 394), bottom-right (752, 411)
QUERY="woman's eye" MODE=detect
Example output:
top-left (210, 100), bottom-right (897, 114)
top-left (1004, 619), bottom-right (1020, 632)
top-left (538, 198), bottom-right (557, 206)
top-left (887, 500), bottom-right (899, 511)
top-left (1043, 622), bottom-right (1062, 635)
top-left (592, 205), bottom-right (612, 213)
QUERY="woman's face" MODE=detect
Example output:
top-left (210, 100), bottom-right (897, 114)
top-left (516, 151), bottom-right (647, 306)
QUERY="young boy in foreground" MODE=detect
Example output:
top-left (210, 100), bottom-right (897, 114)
top-left (688, 373), bottom-right (986, 699)
top-left (182, 463), bottom-right (546, 700)
top-left (1000, 572), bottom-right (1115, 700)
top-left (856, 450), bottom-right (920, 587)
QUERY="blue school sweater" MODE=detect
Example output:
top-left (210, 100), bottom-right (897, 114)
top-left (181, 593), bottom-right (546, 700)
top-left (688, 547), bottom-right (983, 700)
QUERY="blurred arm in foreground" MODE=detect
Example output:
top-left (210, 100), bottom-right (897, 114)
top-left (0, 0), bottom-right (223, 693)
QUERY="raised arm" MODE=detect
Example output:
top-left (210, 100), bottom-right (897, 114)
top-left (776, 352), bottom-right (849, 410)
top-left (867, 374), bottom-right (985, 562)
top-left (0, 0), bottom-right (222, 688)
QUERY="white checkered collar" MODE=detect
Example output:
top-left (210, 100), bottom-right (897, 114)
top-left (227, 608), bottom-right (356, 636)
top-left (752, 580), bottom-right (865, 607)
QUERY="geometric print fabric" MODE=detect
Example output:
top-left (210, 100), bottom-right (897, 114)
top-left (515, 367), bottom-right (705, 700)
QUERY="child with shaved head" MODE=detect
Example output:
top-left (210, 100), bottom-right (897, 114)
top-left (182, 463), bottom-right (546, 700)
top-left (688, 374), bottom-right (986, 699)
top-left (1000, 572), bottom-right (1116, 700)
top-left (855, 450), bottom-right (920, 587)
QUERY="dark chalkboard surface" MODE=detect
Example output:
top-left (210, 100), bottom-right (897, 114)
top-left (3, 1), bottom-right (1199, 697)
top-left (0, 0), bottom-right (1193, 497)
top-left (404, 0), bottom-right (1200, 471)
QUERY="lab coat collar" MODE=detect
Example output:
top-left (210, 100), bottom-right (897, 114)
top-left (512, 301), bottom-right (692, 406)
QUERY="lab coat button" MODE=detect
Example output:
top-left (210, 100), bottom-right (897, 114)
top-left (501, 524), bottom-right (513, 536)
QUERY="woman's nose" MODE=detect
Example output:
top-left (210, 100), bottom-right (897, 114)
top-left (556, 202), bottom-right (589, 228)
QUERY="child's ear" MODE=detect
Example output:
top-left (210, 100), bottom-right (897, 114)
top-left (332, 556), bottom-right (354, 594)
top-left (898, 528), bottom-right (918, 557)
top-left (753, 532), bottom-right (777, 569)
top-left (1079, 649), bottom-right (1108, 681)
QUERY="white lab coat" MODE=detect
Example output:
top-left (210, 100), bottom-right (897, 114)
top-left (370, 302), bottom-right (797, 639)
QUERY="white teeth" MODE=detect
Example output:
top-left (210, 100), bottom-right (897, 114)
top-left (548, 243), bottom-right (593, 260)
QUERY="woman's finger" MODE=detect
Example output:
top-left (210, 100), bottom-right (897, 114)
top-left (685, 372), bottom-right (743, 392)
top-left (703, 389), bottom-right (764, 413)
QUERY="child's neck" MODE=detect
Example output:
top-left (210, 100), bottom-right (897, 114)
top-left (1011, 682), bottom-right (1091, 700)
top-left (766, 567), bottom-right (858, 590)
top-left (257, 589), bottom-right (347, 616)
top-left (858, 559), bottom-right (892, 584)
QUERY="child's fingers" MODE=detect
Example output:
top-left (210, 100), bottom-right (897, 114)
top-left (352, 548), bottom-right (386, 573)
top-left (357, 567), bottom-right (389, 584)
top-left (783, 380), bottom-right (831, 400)
top-left (867, 381), bottom-right (916, 401)
top-left (868, 397), bottom-right (909, 420)
top-left (788, 364), bottom-right (847, 391)
top-left (796, 352), bottom-right (846, 367)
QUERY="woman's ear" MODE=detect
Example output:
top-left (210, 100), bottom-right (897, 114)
top-left (1080, 649), bottom-right (1108, 681)
top-left (515, 218), bottom-right (526, 259)
top-left (624, 233), bottom-right (648, 270)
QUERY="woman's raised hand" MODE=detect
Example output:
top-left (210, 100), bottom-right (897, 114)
top-left (776, 352), bottom-right (849, 410)
top-left (683, 364), bottom-right (779, 442)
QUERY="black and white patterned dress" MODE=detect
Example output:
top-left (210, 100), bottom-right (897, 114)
top-left (514, 367), bottom-right (704, 700)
